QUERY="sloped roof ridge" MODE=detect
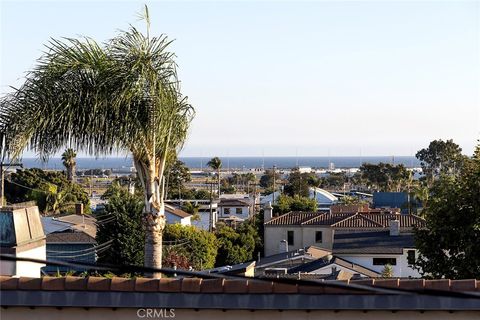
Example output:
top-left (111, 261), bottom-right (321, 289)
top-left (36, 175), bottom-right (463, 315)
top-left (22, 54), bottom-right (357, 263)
top-left (356, 213), bottom-right (387, 227)
top-left (330, 212), bottom-right (360, 227)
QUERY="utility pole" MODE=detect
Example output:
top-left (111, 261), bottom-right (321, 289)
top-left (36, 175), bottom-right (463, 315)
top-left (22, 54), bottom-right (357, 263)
top-left (0, 162), bottom-right (23, 207)
top-left (206, 180), bottom-right (215, 232)
top-left (272, 165), bottom-right (277, 205)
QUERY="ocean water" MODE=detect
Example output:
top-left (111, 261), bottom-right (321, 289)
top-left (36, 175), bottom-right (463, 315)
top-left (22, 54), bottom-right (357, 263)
top-left (21, 156), bottom-right (420, 170)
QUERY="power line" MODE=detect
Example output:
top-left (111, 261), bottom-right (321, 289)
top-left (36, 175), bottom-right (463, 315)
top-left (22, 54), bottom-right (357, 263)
top-left (46, 240), bottom-right (114, 254)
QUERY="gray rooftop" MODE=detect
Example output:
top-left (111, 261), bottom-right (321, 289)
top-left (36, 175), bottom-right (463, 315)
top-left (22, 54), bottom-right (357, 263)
top-left (333, 231), bottom-right (415, 254)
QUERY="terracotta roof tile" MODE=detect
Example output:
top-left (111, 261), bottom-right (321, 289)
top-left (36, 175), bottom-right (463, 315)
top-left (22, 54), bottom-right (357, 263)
top-left (224, 279), bottom-right (249, 293)
top-left (65, 276), bottom-right (88, 291)
top-left (398, 279), bottom-right (425, 290)
top-left (248, 280), bottom-right (273, 293)
top-left (86, 277), bottom-right (111, 291)
top-left (158, 278), bottom-right (182, 292)
top-left (272, 281), bottom-right (298, 293)
top-left (41, 277), bottom-right (65, 291)
top-left (374, 279), bottom-right (399, 288)
top-left (0, 277), bottom-right (19, 290)
top-left (200, 278), bottom-right (224, 293)
top-left (181, 278), bottom-right (202, 293)
top-left (110, 277), bottom-right (136, 292)
top-left (2, 276), bottom-right (479, 295)
top-left (450, 279), bottom-right (477, 292)
top-left (425, 279), bottom-right (450, 291)
top-left (18, 277), bottom-right (42, 290)
top-left (265, 212), bottom-right (426, 229)
top-left (134, 278), bottom-right (159, 292)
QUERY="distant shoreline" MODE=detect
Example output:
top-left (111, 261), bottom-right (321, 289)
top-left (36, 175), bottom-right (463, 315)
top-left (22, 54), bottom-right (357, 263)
top-left (20, 156), bottom-right (421, 170)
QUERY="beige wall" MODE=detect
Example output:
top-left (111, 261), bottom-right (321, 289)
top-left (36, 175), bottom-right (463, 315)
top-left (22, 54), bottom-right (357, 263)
top-left (3, 307), bottom-right (479, 320)
top-left (264, 226), bottom-right (333, 256)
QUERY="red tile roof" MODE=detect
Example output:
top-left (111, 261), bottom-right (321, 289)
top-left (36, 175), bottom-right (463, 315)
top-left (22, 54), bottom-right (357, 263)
top-left (1, 276), bottom-right (478, 293)
top-left (265, 212), bottom-right (426, 229)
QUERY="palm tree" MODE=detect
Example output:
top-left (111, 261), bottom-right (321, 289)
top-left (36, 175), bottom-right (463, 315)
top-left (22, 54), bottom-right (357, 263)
top-left (207, 157), bottom-right (222, 197)
top-left (61, 148), bottom-right (77, 182)
top-left (0, 6), bottom-right (194, 277)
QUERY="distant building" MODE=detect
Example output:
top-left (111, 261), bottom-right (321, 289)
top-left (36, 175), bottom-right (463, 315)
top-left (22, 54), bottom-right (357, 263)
top-left (165, 204), bottom-right (192, 226)
top-left (218, 198), bottom-right (251, 221)
top-left (287, 256), bottom-right (381, 279)
top-left (309, 187), bottom-right (338, 208)
top-left (333, 230), bottom-right (421, 278)
top-left (373, 192), bottom-right (411, 214)
top-left (41, 215), bottom-right (97, 273)
top-left (263, 209), bottom-right (425, 257)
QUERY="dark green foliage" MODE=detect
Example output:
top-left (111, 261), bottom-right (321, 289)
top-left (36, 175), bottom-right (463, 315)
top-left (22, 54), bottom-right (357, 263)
top-left (5, 168), bottom-right (90, 213)
top-left (96, 184), bottom-right (145, 266)
top-left (415, 139), bottom-right (465, 184)
top-left (259, 169), bottom-right (281, 189)
top-left (163, 224), bottom-right (217, 269)
top-left (165, 158), bottom-right (191, 199)
top-left (215, 223), bottom-right (259, 266)
top-left (359, 162), bottom-right (410, 192)
top-left (414, 145), bottom-right (480, 279)
top-left (284, 169), bottom-right (311, 197)
top-left (274, 195), bottom-right (317, 214)
top-left (319, 172), bottom-right (347, 189)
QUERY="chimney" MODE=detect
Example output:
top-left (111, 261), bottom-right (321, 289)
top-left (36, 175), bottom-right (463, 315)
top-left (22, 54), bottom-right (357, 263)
top-left (279, 240), bottom-right (288, 253)
top-left (389, 219), bottom-right (400, 236)
top-left (264, 201), bottom-right (273, 223)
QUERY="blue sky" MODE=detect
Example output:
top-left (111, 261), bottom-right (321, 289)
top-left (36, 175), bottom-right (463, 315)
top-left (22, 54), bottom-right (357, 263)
top-left (1, 0), bottom-right (479, 157)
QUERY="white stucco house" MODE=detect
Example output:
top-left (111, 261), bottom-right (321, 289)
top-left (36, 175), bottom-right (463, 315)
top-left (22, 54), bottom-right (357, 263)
top-left (333, 230), bottom-right (421, 278)
top-left (218, 198), bottom-right (251, 220)
top-left (165, 204), bottom-right (192, 226)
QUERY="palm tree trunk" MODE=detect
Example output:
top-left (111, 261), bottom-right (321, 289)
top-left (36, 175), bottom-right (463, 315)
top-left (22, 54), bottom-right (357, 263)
top-left (134, 157), bottom-right (165, 278)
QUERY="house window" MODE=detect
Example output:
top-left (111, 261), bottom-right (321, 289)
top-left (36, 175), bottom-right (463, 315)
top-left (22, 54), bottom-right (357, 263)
top-left (373, 258), bottom-right (397, 266)
top-left (287, 231), bottom-right (294, 246)
top-left (315, 231), bottom-right (323, 243)
top-left (224, 208), bottom-right (230, 215)
top-left (235, 208), bottom-right (242, 214)
top-left (407, 250), bottom-right (416, 265)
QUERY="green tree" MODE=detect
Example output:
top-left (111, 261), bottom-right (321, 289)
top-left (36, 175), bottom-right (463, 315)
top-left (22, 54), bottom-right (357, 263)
top-left (163, 224), bottom-right (217, 270)
top-left (259, 169), bottom-right (280, 189)
top-left (165, 156), bottom-right (191, 199)
top-left (0, 7), bottom-right (194, 275)
top-left (215, 223), bottom-right (257, 266)
top-left (96, 184), bottom-right (145, 266)
top-left (5, 168), bottom-right (90, 213)
top-left (61, 148), bottom-right (77, 182)
top-left (207, 157), bottom-right (222, 197)
top-left (359, 163), bottom-right (409, 192)
top-left (381, 264), bottom-right (394, 278)
top-left (284, 169), bottom-right (310, 197)
top-left (415, 139), bottom-right (465, 186)
top-left (414, 144), bottom-right (480, 279)
top-left (274, 195), bottom-right (317, 214)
